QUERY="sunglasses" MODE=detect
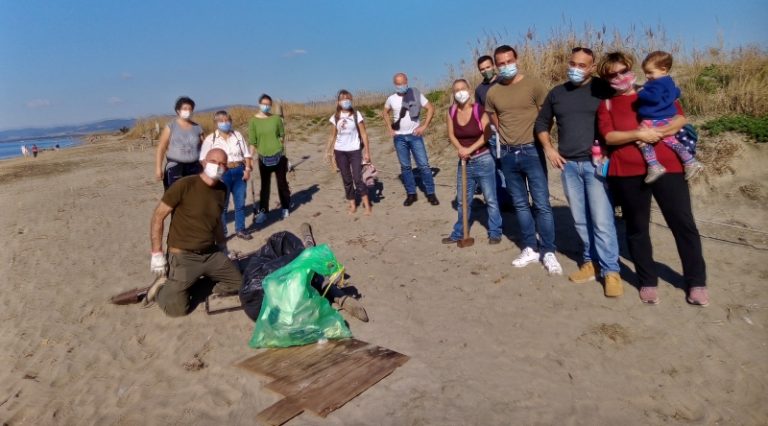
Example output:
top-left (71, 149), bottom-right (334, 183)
top-left (605, 68), bottom-right (631, 80)
top-left (571, 46), bottom-right (594, 55)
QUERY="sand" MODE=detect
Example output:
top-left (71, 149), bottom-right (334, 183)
top-left (1, 120), bottom-right (767, 425)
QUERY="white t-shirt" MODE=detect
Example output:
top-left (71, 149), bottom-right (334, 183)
top-left (329, 111), bottom-right (364, 151)
top-left (199, 130), bottom-right (252, 163)
top-left (385, 92), bottom-right (429, 135)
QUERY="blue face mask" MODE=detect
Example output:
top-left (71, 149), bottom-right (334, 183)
top-left (340, 99), bottom-right (352, 110)
top-left (395, 85), bottom-right (408, 94)
top-left (499, 63), bottom-right (518, 80)
top-left (217, 122), bottom-right (232, 132)
top-left (259, 104), bottom-right (271, 114)
top-left (567, 67), bottom-right (587, 85)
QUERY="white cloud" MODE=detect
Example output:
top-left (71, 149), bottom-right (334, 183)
top-left (121, 72), bottom-right (134, 80)
top-left (26, 99), bottom-right (51, 109)
top-left (282, 49), bottom-right (307, 58)
top-left (108, 96), bottom-right (124, 105)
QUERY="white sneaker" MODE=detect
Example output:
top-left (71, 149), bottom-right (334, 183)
top-left (281, 209), bottom-right (290, 219)
top-left (254, 211), bottom-right (267, 224)
top-left (512, 247), bottom-right (540, 268)
top-left (542, 252), bottom-right (563, 275)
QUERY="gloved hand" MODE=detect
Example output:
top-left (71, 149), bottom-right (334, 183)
top-left (150, 252), bottom-right (167, 276)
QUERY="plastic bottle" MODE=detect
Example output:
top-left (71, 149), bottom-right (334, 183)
top-left (591, 140), bottom-right (602, 166)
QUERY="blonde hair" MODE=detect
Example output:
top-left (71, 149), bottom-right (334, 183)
top-left (598, 51), bottom-right (636, 79)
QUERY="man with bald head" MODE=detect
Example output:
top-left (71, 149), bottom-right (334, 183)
top-left (147, 148), bottom-right (243, 317)
top-left (383, 72), bottom-right (439, 206)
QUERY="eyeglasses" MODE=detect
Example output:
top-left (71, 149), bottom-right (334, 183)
top-left (605, 68), bottom-right (631, 79)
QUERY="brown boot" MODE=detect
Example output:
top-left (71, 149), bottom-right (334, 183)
top-left (335, 296), bottom-right (369, 322)
top-left (604, 272), bottom-right (624, 297)
top-left (568, 262), bottom-right (597, 284)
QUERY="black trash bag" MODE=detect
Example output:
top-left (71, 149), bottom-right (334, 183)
top-left (238, 231), bottom-right (305, 321)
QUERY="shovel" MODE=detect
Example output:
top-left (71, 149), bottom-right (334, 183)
top-left (457, 158), bottom-right (474, 248)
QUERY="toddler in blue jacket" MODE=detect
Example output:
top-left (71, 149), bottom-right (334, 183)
top-left (637, 51), bottom-right (703, 183)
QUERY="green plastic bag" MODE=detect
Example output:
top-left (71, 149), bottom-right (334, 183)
top-left (249, 244), bottom-right (352, 348)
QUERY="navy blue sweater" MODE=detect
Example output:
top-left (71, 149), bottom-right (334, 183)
top-left (637, 76), bottom-right (681, 120)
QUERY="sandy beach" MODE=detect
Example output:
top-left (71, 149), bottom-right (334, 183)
top-left (1, 118), bottom-right (767, 425)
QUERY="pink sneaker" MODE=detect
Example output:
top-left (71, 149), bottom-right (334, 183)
top-left (687, 287), bottom-right (709, 307)
top-left (639, 286), bottom-right (660, 304)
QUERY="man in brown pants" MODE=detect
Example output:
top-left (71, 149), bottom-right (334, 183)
top-left (147, 148), bottom-right (243, 317)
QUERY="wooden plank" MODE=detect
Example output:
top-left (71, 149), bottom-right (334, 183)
top-left (239, 339), bottom-right (367, 382)
top-left (266, 342), bottom-right (380, 395)
top-left (304, 351), bottom-right (409, 417)
top-left (255, 396), bottom-right (304, 426)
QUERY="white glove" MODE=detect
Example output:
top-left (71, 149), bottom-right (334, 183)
top-left (150, 252), bottom-right (167, 276)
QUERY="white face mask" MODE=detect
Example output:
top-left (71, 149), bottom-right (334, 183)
top-left (203, 162), bottom-right (224, 180)
top-left (179, 110), bottom-right (192, 119)
top-left (454, 90), bottom-right (470, 104)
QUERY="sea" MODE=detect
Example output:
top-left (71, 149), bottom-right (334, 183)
top-left (0, 137), bottom-right (82, 160)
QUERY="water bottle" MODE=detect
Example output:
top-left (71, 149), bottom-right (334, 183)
top-left (591, 140), bottom-right (602, 166)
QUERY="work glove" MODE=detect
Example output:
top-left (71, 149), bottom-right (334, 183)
top-left (150, 252), bottom-right (167, 276)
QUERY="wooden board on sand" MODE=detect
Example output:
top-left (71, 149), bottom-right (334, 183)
top-left (237, 338), bottom-right (409, 425)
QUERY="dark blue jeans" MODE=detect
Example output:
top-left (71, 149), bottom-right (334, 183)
top-left (164, 160), bottom-right (201, 190)
top-left (393, 134), bottom-right (435, 195)
top-left (220, 165), bottom-right (247, 234)
top-left (499, 143), bottom-right (556, 253)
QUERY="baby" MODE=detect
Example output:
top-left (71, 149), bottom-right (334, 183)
top-left (637, 51), bottom-right (703, 183)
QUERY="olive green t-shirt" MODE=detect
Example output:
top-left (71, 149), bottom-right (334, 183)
top-left (162, 175), bottom-right (226, 251)
top-left (248, 115), bottom-right (285, 156)
top-left (485, 76), bottom-right (548, 146)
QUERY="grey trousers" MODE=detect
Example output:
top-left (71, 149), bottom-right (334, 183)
top-left (157, 251), bottom-right (243, 317)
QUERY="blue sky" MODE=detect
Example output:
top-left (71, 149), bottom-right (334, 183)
top-left (0, 0), bottom-right (766, 130)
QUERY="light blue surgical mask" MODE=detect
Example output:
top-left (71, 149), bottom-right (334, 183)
top-left (340, 99), bottom-right (352, 110)
top-left (395, 85), bottom-right (408, 94)
top-left (567, 67), bottom-right (587, 85)
top-left (217, 122), bottom-right (232, 132)
top-left (259, 104), bottom-right (271, 113)
top-left (499, 63), bottom-right (518, 80)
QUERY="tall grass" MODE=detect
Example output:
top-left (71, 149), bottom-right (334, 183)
top-left (449, 23), bottom-right (767, 118)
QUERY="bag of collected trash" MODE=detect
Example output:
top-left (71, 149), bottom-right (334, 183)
top-left (239, 231), bottom-right (306, 322)
top-left (249, 244), bottom-right (352, 348)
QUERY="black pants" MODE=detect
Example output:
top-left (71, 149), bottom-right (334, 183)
top-left (609, 173), bottom-right (706, 288)
top-left (164, 160), bottom-right (202, 191)
top-left (334, 149), bottom-right (366, 200)
top-left (257, 156), bottom-right (291, 212)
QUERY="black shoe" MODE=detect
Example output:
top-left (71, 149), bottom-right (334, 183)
top-left (489, 236), bottom-right (502, 245)
top-left (441, 237), bottom-right (459, 244)
top-left (427, 194), bottom-right (440, 206)
top-left (236, 231), bottom-right (253, 240)
top-left (403, 194), bottom-right (417, 206)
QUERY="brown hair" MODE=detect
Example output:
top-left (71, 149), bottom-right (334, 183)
top-left (333, 89), bottom-right (356, 125)
top-left (597, 51), bottom-right (636, 79)
top-left (642, 50), bottom-right (673, 71)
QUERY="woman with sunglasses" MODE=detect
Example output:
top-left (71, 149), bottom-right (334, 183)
top-left (596, 51), bottom-right (708, 306)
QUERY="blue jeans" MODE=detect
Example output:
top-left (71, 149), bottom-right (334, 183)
top-left (450, 153), bottom-right (502, 240)
top-left (499, 144), bottom-right (555, 253)
top-left (487, 133), bottom-right (514, 209)
top-left (561, 160), bottom-right (620, 274)
top-left (220, 165), bottom-right (247, 234)
top-left (393, 134), bottom-right (435, 195)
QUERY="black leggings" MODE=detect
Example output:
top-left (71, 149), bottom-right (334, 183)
top-left (334, 149), bottom-right (366, 200)
top-left (257, 156), bottom-right (291, 212)
top-left (609, 173), bottom-right (706, 288)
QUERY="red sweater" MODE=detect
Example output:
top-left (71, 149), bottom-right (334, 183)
top-left (597, 93), bottom-right (684, 177)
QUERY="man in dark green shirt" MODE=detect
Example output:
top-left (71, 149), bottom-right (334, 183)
top-left (148, 148), bottom-right (243, 317)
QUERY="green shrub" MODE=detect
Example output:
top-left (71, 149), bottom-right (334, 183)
top-left (701, 115), bottom-right (768, 142)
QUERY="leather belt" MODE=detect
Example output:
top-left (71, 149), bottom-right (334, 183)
top-left (169, 246), bottom-right (218, 255)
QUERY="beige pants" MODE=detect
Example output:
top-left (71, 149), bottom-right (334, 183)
top-left (156, 251), bottom-right (242, 317)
